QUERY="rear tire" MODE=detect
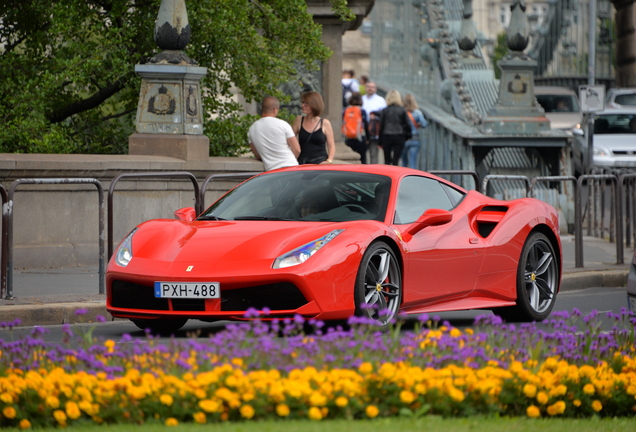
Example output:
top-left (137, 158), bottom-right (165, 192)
top-left (131, 318), bottom-right (188, 334)
top-left (493, 232), bottom-right (558, 322)
top-left (354, 241), bottom-right (402, 329)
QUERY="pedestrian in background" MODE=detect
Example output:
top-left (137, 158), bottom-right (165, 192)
top-left (379, 90), bottom-right (411, 166)
top-left (359, 74), bottom-right (369, 96)
top-left (362, 82), bottom-right (387, 163)
top-left (248, 96), bottom-right (300, 171)
top-left (293, 91), bottom-right (336, 165)
top-left (402, 94), bottom-right (428, 169)
top-left (342, 93), bottom-right (369, 164)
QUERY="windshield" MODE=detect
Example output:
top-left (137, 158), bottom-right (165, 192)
top-left (594, 113), bottom-right (636, 134)
top-left (199, 171), bottom-right (392, 222)
top-left (536, 94), bottom-right (580, 113)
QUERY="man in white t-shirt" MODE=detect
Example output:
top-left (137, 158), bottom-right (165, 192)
top-left (248, 96), bottom-right (300, 171)
top-left (361, 82), bottom-right (387, 164)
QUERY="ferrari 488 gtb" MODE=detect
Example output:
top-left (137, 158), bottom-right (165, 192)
top-left (106, 165), bottom-right (562, 332)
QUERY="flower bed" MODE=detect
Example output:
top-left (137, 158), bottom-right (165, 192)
top-left (0, 309), bottom-right (635, 428)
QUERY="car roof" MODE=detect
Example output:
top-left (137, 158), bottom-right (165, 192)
top-left (534, 86), bottom-right (578, 96)
top-left (595, 108), bottom-right (636, 115)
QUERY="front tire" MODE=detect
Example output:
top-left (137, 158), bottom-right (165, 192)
top-left (494, 232), bottom-right (558, 322)
top-left (354, 241), bottom-right (402, 328)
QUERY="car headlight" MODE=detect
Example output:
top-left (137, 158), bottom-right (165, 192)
top-left (115, 228), bottom-right (137, 267)
top-left (273, 229), bottom-right (344, 269)
top-left (593, 147), bottom-right (609, 157)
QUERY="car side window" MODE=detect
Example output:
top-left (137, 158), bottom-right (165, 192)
top-left (394, 176), bottom-right (454, 224)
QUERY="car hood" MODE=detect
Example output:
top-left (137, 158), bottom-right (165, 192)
top-left (594, 134), bottom-right (636, 150)
top-left (127, 219), bottom-right (365, 265)
top-left (545, 112), bottom-right (582, 130)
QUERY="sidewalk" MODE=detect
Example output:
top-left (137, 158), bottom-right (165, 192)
top-left (0, 234), bottom-right (631, 327)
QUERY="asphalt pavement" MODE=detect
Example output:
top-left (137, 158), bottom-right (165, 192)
top-left (0, 234), bottom-right (631, 327)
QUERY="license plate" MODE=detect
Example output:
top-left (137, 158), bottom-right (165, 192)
top-left (629, 295), bottom-right (636, 313)
top-left (154, 282), bottom-right (220, 298)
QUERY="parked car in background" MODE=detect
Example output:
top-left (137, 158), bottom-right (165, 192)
top-left (606, 87), bottom-right (636, 110)
top-left (592, 109), bottom-right (636, 168)
top-left (535, 86), bottom-right (586, 175)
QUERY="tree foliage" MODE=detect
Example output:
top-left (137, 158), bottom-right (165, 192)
top-left (0, 0), bottom-right (349, 156)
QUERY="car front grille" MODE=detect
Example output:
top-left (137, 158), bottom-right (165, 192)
top-left (110, 280), bottom-right (307, 313)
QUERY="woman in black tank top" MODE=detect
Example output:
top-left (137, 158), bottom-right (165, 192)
top-left (293, 91), bottom-right (336, 165)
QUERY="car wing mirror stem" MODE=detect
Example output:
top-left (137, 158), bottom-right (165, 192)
top-left (404, 209), bottom-right (453, 239)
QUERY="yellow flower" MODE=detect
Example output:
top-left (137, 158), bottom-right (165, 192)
top-left (160, 394), bottom-right (174, 406)
top-left (592, 400), bottom-right (603, 412)
top-left (365, 405), bottom-right (379, 418)
top-left (583, 384), bottom-right (595, 395)
top-left (523, 384), bottom-right (537, 398)
top-left (546, 401), bottom-right (566, 416)
top-left (308, 406), bottom-right (323, 420)
top-left (193, 412), bottom-right (206, 424)
top-left (0, 392), bottom-right (13, 403)
top-left (19, 419), bottom-right (31, 430)
top-left (199, 399), bottom-right (221, 413)
top-left (46, 396), bottom-right (60, 409)
top-left (309, 392), bottom-right (327, 407)
top-left (335, 396), bottom-right (348, 407)
top-left (526, 405), bottom-right (541, 418)
top-left (65, 401), bottom-right (81, 420)
top-left (573, 399), bottom-right (581, 407)
top-left (240, 404), bottom-right (255, 419)
top-left (400, 390), bottom-right (416, 404)
top-left (165, 417), bottom-right (178, 426)
top-left (276, 404), bottom-right (290, 417)
top-left (2, 406), bottom-right (17, 419)
top-left (53, 410), bottom-right (67, 425)
top-left (358, 362), bottom-right (373, 374)
top-left (536, 391), bottom-right (549, 405)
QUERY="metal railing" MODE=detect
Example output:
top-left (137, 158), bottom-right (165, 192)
top-left (481, 175), bottom-right (531, 197)
top-left (4, 178), bottom-right (105, 298)
top-left (0, 184), bottom-right (7, 298)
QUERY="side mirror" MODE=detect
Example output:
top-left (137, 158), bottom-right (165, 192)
top-left (572, 127), bottom-right (584, 137)
top-left (405, 208), bottom-right (452, 237)
top-left (174, 207), bottom-right (196, 222)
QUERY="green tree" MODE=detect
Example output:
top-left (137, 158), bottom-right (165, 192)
top-left (492, 32), bottom-right (509, 80)
top-left (0, 0), bottom-right (352, 156)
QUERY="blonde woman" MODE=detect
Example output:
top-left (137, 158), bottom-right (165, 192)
top-left (402, 94), bottom-right (428, 169)
top-left (378, 90), bottom-right (412, 165)
top-left (292, 91), bottom-right (336, 165)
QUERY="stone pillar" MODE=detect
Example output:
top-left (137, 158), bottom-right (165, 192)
top-left (128, 0), bottom-right (210, 161)
top-left (307, 0), bottom-right (375, 159)
top-left (480, 0), bottom-right (550, 134)
top-left (611, 0), bottom-right (636, 87)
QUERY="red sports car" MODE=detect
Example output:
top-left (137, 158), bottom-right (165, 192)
top-left (106, 165), bottom-right (562, 332)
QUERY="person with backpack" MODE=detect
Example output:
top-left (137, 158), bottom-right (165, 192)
top-left (342, 93), bottom-right (369, 164)
top-left (362, 82), bottom-right (387, 163)
top-left (341, 69), bottom-right (359, 109)
top-left (402, 94), bottom-right (428, 169)
top-left (378, 90), bottom-right (411, 166)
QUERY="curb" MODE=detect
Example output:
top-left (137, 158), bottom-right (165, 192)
top-left (0, 302), bottom-right (109, 327)
top-left (560, 270), bottom-right (628, 291)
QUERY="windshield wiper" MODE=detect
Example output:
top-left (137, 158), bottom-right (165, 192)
top-left (197, 215), bottom-right (226, 221)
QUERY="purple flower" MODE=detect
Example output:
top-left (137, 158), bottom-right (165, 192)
top-left (74, 308), bottom-right (89, 316)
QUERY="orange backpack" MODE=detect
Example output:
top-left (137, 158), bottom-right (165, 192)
top-left (342, 106), bottom-right (364, 140)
